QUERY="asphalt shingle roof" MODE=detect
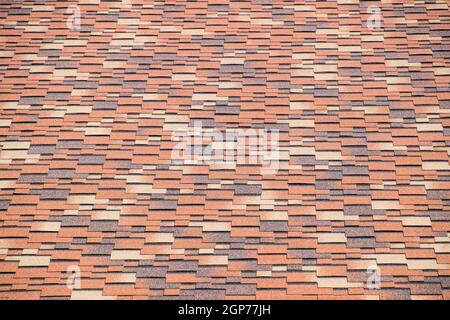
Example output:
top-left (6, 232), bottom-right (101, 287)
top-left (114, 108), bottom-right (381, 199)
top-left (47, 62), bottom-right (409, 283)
top-left (0, 0), bottom-right (450, 299)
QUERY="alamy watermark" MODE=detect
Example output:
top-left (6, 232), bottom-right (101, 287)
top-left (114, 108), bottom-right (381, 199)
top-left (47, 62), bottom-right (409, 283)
top-left (66, 5), bottom-right (81, 31)
top-left (171, 121), bottom-right (280, 175)
top-left (366, 264), bottom-right (381, 290)
top-left (66, 265), bottom-right (81, 290)
top-left (366, 6), bottom-right (382, 29)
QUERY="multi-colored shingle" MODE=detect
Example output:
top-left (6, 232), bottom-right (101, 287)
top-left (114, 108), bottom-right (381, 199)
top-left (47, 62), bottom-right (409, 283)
top-left (0, 0), bottom-right (450, 299)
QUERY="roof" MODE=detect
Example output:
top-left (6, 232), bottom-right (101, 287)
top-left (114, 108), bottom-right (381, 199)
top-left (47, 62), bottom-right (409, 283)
top-left (0, 0), bottom-right (449, 299)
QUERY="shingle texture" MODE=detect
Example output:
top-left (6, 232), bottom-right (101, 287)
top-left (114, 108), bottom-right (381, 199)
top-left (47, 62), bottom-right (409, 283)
top-left (1, 0), bottom-right (450, 300)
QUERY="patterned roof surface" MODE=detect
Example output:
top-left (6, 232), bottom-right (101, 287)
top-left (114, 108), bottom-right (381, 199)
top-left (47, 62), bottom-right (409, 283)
top-left (0, 0), bottom-right (450, 299)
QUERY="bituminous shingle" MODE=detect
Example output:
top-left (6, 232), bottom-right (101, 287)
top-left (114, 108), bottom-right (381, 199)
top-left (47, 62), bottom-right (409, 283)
top-left (0, 0), bottom-right (449, 300)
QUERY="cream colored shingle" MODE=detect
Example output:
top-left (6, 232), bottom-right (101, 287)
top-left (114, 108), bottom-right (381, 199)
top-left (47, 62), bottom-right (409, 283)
top-left (191, 221), bottom-right (231, 232)
top-left (371, 201), bottom-right (401, 210)
top-left (71, 290), bottom-right (114, 300)
top-left (315, 151), bottom-right (342, 161)
top-left (19, 256), bottom-right (50, 267)
top-left (318, 233), bottom-right (347, 243)
top-left (111, 250), bottom-right (142, 260)
top-left (422, 161), bottom-right (450, 171)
